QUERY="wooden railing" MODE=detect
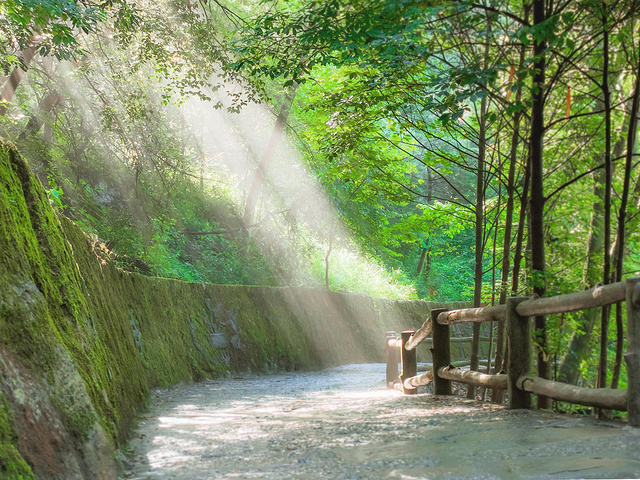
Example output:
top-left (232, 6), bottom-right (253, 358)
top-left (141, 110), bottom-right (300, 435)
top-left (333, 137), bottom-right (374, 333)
top-left (385, 277), bottom-right (640, 426)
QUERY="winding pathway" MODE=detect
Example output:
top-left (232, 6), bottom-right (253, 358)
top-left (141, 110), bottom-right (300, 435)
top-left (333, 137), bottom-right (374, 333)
top-left (124, 364), bottom-right (640, 479)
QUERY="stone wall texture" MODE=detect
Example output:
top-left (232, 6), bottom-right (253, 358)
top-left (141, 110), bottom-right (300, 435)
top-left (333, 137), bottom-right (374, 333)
top-left (0, 140), bottom-right (467, 479)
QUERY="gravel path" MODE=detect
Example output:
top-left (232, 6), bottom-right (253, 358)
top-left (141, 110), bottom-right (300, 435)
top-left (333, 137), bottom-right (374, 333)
top-left (124, 364), bottom-right (640, 479)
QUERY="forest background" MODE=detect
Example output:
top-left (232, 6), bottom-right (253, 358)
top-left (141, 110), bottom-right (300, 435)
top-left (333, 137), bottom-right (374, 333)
top-left (2, 0), bottom-right (640, 409)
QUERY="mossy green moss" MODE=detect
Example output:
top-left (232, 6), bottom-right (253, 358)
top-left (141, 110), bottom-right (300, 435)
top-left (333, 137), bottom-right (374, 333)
top-left (0, 140), bottom-right (466, 478)
top-left (0, 394), bottom-right (34, 480)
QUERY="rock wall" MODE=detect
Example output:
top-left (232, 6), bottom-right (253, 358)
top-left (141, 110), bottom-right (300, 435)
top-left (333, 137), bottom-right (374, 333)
top-left (0, 140), bottom-right (466, 479)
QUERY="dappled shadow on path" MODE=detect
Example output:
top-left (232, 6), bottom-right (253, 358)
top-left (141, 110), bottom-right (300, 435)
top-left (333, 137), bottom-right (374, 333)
top-left (125, 364), bottom-right (640, 480)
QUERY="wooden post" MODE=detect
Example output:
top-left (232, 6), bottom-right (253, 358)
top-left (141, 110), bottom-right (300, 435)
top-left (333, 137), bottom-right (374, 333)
top-left (507, 297), bottom-right (531, 409)
top-left (625, 277), bottom-right (640, 426)
top-left (386, 331), bottom-right (399, 389)
top-left (400, 331), bottom-right (417, 394)
top-left (431, 308), bottom-right (451, 395)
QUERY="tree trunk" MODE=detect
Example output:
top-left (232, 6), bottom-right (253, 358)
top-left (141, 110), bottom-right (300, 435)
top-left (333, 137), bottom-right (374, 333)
top-left (611, 36), bottom-right (640, 389)
top-left (0, 47), bottom-right (36, 115)
top-left (469, 92), bottom-right (488, 400)
top-left (243, 84), bottom-right (298, 227)
top-left (511, 156), bottom-right (530, 298)
top-left (17, 92), bottom-right (62, 141)
top-left (325, 221), bottom-right (335, 290)
top-left (559, 86), bottom-right (629, 385)
top-left (494, 53), bottom-right (524, 377)
top-left (493, 153), bottom-right (530, 404)
top-left (529, 0), bottom-right (550, 409)
top-left (557, 168), bottom-right (604, 384)
top-left (469, 13), bottom-right (494, 400)
top-left (597, 5), bottom-right (612, 402)
top-left (416, 245), bottom-right (428, 275)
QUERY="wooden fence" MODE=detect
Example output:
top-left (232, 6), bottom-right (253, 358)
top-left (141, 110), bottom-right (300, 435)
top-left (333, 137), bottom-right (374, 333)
top-left (385, 277), bottom-right (640, 426)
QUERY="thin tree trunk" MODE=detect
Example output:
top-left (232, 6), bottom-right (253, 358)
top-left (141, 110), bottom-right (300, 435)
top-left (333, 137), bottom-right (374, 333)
top-left (529, 0), bottom-right (550, 409)
top-left (325, 222), bottom-right (335, 290)
top-left (0, 47), bottom-right (36, 115)
top-left (557, 168), bottom-right (604, 384)
top-left (494, 161), bottom-right (529, 404)
top-left (243, 84), bottom-right (298, 227)
top-left (512, 154), bottom-right (531, 297)
top-left (200, 155), bottom-right (205, 193)
top-left (597, 5), bottom-right (612, 401)
top-left (423, 172), bottom-right (433, 279)
top-left (611, 36), bottom-right (640, 389)
top-left (559, 89), bottom-right (629, 384)
top-left (17, 92), bottom-right (62, 141)
top-left (416, 246), bottom-right (428, 275)
top-left (469, 92), bottom-right (488, 400)
top-left (469, 13), bottom-right (493, 400)
top-left (493, 51), bottom-right (524, 382)
top-left (483, 176), bottom-right (501, 400)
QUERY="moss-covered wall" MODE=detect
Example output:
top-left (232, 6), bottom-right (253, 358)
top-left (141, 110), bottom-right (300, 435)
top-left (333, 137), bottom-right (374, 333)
top-left (0, 140), bottom-right (466, 479)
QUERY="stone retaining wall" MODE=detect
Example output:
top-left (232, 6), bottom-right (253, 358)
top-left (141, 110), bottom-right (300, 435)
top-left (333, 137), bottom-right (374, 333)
top-left (0, 140), bottom-right (465, 479)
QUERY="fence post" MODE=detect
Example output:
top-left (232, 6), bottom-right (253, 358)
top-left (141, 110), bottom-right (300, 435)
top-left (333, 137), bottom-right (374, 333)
top-left (431, 308), bottom-right (451, 395)
top-left (400, 331), bottom-right (417, 394)
top-left (507, 296), bottom-right (531, 409)
top-left (625, 277), bottom-right (640, 426)
top-left (386, 331), bottom-right (399, 389)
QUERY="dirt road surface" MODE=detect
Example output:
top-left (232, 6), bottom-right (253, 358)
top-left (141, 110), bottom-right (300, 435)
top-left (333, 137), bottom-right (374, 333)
top-left (124, 364), bottom-right (640, 479)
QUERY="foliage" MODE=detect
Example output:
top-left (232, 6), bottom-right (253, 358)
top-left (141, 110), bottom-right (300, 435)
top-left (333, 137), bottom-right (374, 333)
top-left (0, 0), bottom-right (137, 72)
top-left (232, 0), bottom-right (640, 389)
top-left (2, 0), bottom-right (640, 392)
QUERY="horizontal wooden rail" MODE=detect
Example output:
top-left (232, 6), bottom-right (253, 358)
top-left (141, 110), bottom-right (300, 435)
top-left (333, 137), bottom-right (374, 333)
top-left (425, 336), bottom-right (493, 344)
top-left (391, 335), bottom-right (493, 351)
top-left (517, 375), bottom-right (627, 411)
top-left (437, 305), bottom-right (505, 325)
top-left (450, 359), bottom-right (489, 368)
top-left (418, 359), bottom-right (492, 370)
top-left (403, 370), bottom-right (434, 390)
top-left (438, 366), bottom-right (508, 390)
top-left (387, 337), bottom-right (402, 349)
top-left (516, 281), bottom-right (626, 317)
top-left (384, 277), bottom-right (640, 426)
top-left (435, 281), bottom-right (628, 326)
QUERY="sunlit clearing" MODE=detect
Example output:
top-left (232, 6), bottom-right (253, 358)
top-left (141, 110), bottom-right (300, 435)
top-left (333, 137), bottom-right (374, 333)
top-left (179, 89), bottom-right (416, 296)
top-left (313, 248), bottom-right (417, 299)
top-left (9, 8), bottom-right (418, 365)
top-left (175, 85), bottom-right (417, 360)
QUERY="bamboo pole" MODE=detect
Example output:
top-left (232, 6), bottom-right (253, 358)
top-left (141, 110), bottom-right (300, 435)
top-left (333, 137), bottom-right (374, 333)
top-left (516, 375), bottom-right (627, 411)
top-left (507, 297), bottom-right (531, 409)
top-left (431, 309), bottom-right (451, 395)
top-left (438, 366), bottom-right (508, 390)
top-left (625, 277), bottom-right (640, 426)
